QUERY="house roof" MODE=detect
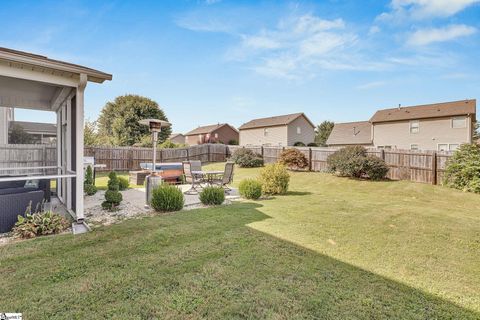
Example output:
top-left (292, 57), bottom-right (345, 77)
top-left (9, 121), bottom-right (57, 135)
top-left (0, 47), bottom-right (112, 83)
top-left (169, 133), bottom-right (184, 139)
top-left (185, 123), bottom-right (238, 136)
top-left (370, 99), bottom-right (476, 123)
top-left (326, 121), bottom-right (372, 146)
top-left (239, 112), bottom-right (315, 130)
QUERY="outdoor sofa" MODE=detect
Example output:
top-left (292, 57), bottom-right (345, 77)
top-left (0, 176), bottom-right (50, 233)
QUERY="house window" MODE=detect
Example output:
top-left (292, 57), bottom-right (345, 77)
top-left (410, 120), bottom-right (419, 134)
top-left (410, 144), bottom-right (419, 151)
top-left (452, 117), bottom-right (466, 128)
top-left (378, 146), bottom-right (392, 150)
top-left (296, 127), bottom-right (301, 134)
top-left (449, 144), bottom-right (459, 151)
top-left (438, 144), bottom-right (448, 151)
top-left (264, 128), bottom-right (268, 136)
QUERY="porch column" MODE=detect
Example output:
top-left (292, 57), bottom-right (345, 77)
top-left (75, 74), bottom-right (87, 221)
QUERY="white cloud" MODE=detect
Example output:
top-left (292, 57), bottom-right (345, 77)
top-left (378, 0), bottom-right (480, 22)
top-left (407, 24), bottom-right (476, 46)
top-left (356, 81), bottom-right (386, 90)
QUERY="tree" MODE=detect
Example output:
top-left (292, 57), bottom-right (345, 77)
top-left (315, 121), bottom-right (334, 147)
top-left (9, 123), bottom-right (34, 144)
top-left (473, 121), bottom-right (479, 142)
top-left (97, 95), bottom-right (171, 146)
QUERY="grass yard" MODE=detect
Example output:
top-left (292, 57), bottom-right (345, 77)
top-left (95, 171), bottom-right (144, 190)
top-left (1, 163), bottom-right (479, 319)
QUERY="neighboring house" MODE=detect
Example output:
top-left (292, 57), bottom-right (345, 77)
top-left (184, 123), bottom-right (239, 145)
top-left (239, 112), bottom-right (315, 146)
top-left (326, 121), bottom-right (373, 147)
top-left (9, 120), bottom-right (57, 144)
top-left (370, 100), bottom-right (476, 151)
top-left (0, 107), bottom-right (14, 144)
top-left (168, 133), bottom-right (185, 144)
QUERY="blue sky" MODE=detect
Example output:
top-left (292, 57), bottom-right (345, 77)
top-left (2, 0), bottom-right (479, 133)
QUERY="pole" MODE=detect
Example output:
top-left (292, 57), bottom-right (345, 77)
top-left (152, 131), bottom-right (158, 173)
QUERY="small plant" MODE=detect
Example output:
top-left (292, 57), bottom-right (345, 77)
top-left (259, 163), bottom-right (290, 195)
top-left (199, 186), bottom-right (225, 205)
top-left (151, 184), bottom-right (184, 212)
top-left (230, 148), bottom-right (263, 168)
top-left (443, 144), bottom-right (480, 193)
top-left (13, 204), bottom-right (69, 239)
top-left (84, 165), bottom-right (97, 196)
top-left (102, 171), bottom-right (123, 210)
top-left (293, 141), bottom-right (306, 146)
top-left (84, 184), bottom-right (98, 196)
top-left (279, 148), bottom-right (309, 171)
top-left (228, 139), bottom-right (239, 145)
top-left (327, 146), bottom-right (388, 180)
top-left (118, 177), bottom-right (130, 191)
top-left (239, 179), bottom-right (262, 200)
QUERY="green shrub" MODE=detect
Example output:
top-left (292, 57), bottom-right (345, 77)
top-left (13, 208), bottom-right (69, 239)
top-left (84, 165), bottom-right (94, 185)
top-left (259, 163), bottom-right (290, 195)
top-left (102, 171), bottom-right (122, 210)
top-left (151, 184), bottom-right (184, 212)
top-left (228, 139), bottom-right (239, 145)
top-left (307, 142), bottom-right (318, 147)
top-left (84, 184), bottom-right (98, 196)
top-left (327, 146), bottom-right (388, 180)
top-left (293, 141), bottom-right (305, 146)
top-left (443, 144), bottom-right (480, 193)
top-left (363, 155), bottom-right (389, 181)
top-left (279, 148), bottom-right (309, 171)
top-left (239, 179), bottom-right (262, 200)
top-left (118, 177), bottom-right (129, 190)
top-left (327, 146), bottom-right (367, 177)
top-left (231, 148), bottom-right (263, 168)
top-left (199, 186), bottom-right (225, 205)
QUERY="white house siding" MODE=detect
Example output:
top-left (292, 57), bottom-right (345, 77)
top-left (287, 116), bottom-right (315, 146)
top-left (240, 125), bottom-right (288, 146)
top-left (373, 116), bottom-right (473, 150)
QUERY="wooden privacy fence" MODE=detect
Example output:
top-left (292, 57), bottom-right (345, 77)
top-left (1, 143), bottom-right (453, 185)
top-left (227, 145), bottom-right (453, 185)
top-left (84, 144), bottom-right (229, 172)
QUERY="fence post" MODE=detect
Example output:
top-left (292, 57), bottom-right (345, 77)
top-left (308, 147), bottom-right (312, 171)
top-left (432, 151), bottom-right (437, 185)
top-left (261, 146), bottom-right (264, 162)
top-left (186, 147), bottom-right (190, 161)
top-left (380, 149), bottom-right (385, 160)
top-left (225, 145), bottom-right (229, 161)
top-left (207, 144), bottom-right (211, 162)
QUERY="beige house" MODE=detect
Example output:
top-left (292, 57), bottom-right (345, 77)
top-left (185, 123), bottom-right (239, 145)
top-left (326, 121), bottom-right (373, 147)
top-left (371, 100), bottom-right (476, 151)
top-left (168, 133), bottom-right (185, 144)
top-left (239, 113), bottom-right (315, 146)
top-left (9, 120), bottom-right (57, 144)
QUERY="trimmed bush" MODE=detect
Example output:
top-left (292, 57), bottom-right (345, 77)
top-left (307, 142), bottom-right (318, 147)
top-left (443, 144), bottom-right (480, 193)
top-left (84, 184), bottom-right (98, 196)
top-left (293, 141), bottom-right (305, 146)
top-left (199, 186), bottom-right (225, 205)
top-left (102, 172), bottom-right (123, 210)
top-left (13, 209), bottom-right (69, 239)
top-left (231, 148), bottom-right (263, 168)
top-left (279, 148), bottom-right (309, 171)
top-left (259, 163), bottom-right (290, 195)
top-left (151, 184), bottom-right (184, 212)
top-left (228, 139), bottom-right (239, 145)
top-left (239, 179), bottom-right (262, 200)
top-left (363, 155), bottom-right (389, 181)
top-left (327, 146), bottom-right (388, 180)
top-left (118, 177), bottom-right (129, 191)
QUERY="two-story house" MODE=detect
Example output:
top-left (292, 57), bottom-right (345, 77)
top-left (239, 113), bottom-right (315, 146)
top-left (184, 123), bottom-right (239, 146)
top-left (370, 100), bottom-right (476, 151)
top-left (327, 100), bottom-right (476, 151)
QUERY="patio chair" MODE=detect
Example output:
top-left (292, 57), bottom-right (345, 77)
top-left (183, 161), bottom-right (204, 194)
top-left (213, 162), bottom-right (235, 192)
top-left (189, 160), bottom-right (202, 172)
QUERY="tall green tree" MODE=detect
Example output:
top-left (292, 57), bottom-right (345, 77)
top-left (98, 95), bottom-right (171, 146)
top-left (473, 121), bottom-right (479, 142)
top-left (315, 120), bottom-right (334, 147)
top-left (9, 123), bottom-right (34, 144)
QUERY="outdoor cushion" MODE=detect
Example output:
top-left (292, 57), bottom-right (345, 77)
top-left (0, 176), bottom-right (27, 189)
top-left (0, 187), bottom-right (29, 195)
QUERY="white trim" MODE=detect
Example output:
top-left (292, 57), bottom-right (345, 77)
top-left (75, 74), bottom-right (87, 221)
top-left (0, 173), bottom-right (76, 183)
top-left (0, 63), bottom-right (79, 87)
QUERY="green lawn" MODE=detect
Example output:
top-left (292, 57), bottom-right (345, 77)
top-left (95, 171), bottom-right (144, 190)
top-left (1, 164), bottom-right (479, 319)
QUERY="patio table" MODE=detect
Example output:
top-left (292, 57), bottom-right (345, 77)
top-left (192, 170), bottom-right (224, 186)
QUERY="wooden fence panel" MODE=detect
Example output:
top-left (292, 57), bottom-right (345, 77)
top-left (0, 144), bottom-right (56, 175)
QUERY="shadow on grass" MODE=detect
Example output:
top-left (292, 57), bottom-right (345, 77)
top-left (0, 202), bottom-right (478, 319)
top-left (284, 191), bottom-right (312, 196)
